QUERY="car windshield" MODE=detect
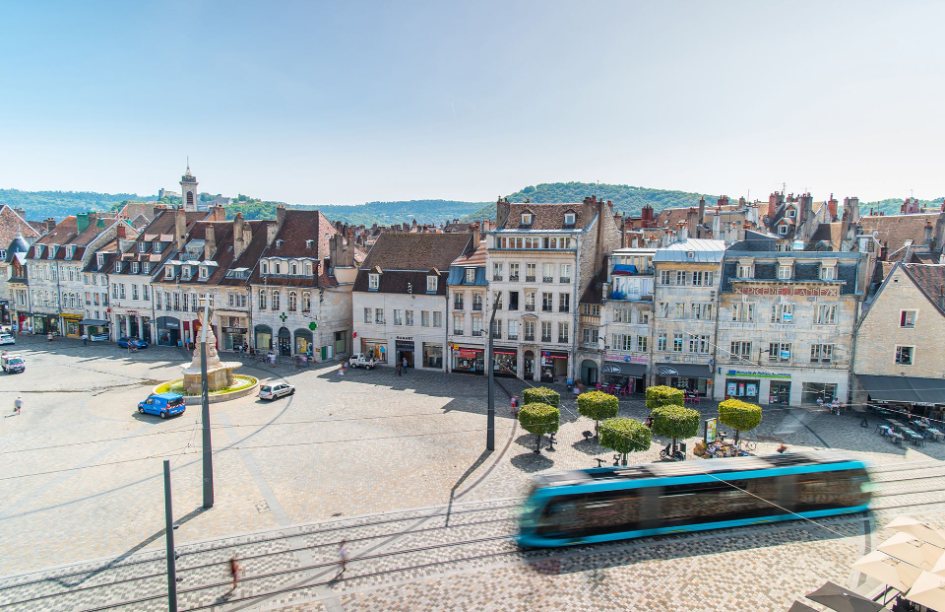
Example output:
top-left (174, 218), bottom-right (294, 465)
top-left (9, 359), bottom-right (24, 365)
top-left (260, 386), bottom-right (272, 392)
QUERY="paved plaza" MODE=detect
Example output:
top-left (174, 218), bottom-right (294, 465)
top-left (2, 335), bottom-right (945, 611)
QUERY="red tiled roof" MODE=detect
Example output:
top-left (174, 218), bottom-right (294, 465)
top-left (901, 264), bottom-right (945, 317)
top-left (0, 205), bottom-right (42, 245)
top-left (451, 240), bottom-right (486, 267)
top-left (361, 232), bottom-right (472, 271)
top-left (861, 213), bottom-right (943, 254)
top-left (501, 203), bottom-right (584, 230)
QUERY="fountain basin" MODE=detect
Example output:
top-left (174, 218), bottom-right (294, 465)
top-left (152, 375), bottom-right (259, 405)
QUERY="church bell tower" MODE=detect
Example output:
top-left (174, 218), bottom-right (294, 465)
top-left (180, 158), bottom-right (199, 212)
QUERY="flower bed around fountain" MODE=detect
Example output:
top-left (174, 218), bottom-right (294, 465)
top-left (152, 374), bottom-right (259, 405)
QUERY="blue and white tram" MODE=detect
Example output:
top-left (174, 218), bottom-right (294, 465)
top-left (517, 451), bottom-right (871, 548)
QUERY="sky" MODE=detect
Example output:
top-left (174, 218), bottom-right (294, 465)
top-left (1, 0), bottom-right (943, 206)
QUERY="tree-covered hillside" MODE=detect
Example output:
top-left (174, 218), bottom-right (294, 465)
top-left (225, 199), bottom-right (488, 225)
top-left (0, 189), bottom-right (157, 219)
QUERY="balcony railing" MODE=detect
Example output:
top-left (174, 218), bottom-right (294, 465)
top-left (509, 275), bottom-right (519, 281)
top-left (541, 335), bottom-right (552, 343)
top-left (472, 303), bottom-right (483, 311)
top-left (524, 334), bottom-right (535, 342)
top-left (542, 305), bottom-right (553, 312)
top-left (454, 329), bottom-right (464, 336)
top-left (557, 337), bottom-right (569, 344)
top-left (526, 276), bottom-right (535, 282)
top-left (508, 333), bottom-right (518, 340)
top-left (453, 302), bottom-right (463, 310)
top-left (559, 306), bottom-right (570, 313)
top-left (472, 330), bottom-right (483, 336)
top-left (560, 277), bottom-right (570, 284)
top-left (525, 304), bottom-right (535, 311)
top-left (492, 331), bottom-right (502, 339)
top-left (492, 276), bottom-right (503, 282)
top-left (542, 276), bottom-right (553, 283)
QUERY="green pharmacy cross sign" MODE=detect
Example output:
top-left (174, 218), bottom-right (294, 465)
top-left (279, 312), bottom-right (287, 323)
top-left (309, 321), bottom-right (318, 330)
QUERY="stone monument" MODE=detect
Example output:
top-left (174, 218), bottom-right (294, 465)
top-left (181, 308), bottom-right (241, 394)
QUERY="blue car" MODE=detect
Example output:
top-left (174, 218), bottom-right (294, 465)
top-left (138, 393), bottom-right (186, 419)
top-left (118, 336), bottom-right (148, 349)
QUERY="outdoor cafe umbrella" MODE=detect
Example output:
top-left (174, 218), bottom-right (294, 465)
top-left (806, 581), bottom-right (888, 612)
top-left (787, 601), bottom-right (819, 612)
top-left (852, 550), bottom-right (923, 593)
top-left (878, 532), bottom-right (945, 571)
top-left (905, 571), bottom-right (945, 611)
top-left (887, 516), bottom-right (945, 549)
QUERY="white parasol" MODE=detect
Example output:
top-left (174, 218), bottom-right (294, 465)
top-left (852, 550), bottom-right (923, 592)
top-left (877, 532), bottom-right (944, 571)
top-left (887, 516), bottom-right (945, 548)
top-left (905, 571), bottom-right (945, 610)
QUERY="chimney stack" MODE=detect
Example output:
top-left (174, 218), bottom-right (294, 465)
top-left (925, 220), bottom-right (933, 246)
top-left (204, 224), bottom-right (216, 259)
top-left (233, 213), bottom-right (246, 258)
top-left (276, 205), bottom-right (287, 229)
top-left (175, 208), bottom-right (187, 251)
top-left (116, 222), bottom-right (126, 240)
top-left (45, 218), bottom-right (56, 232)
top-left (827, 193), bottom-right (839, 222)
top-left (471, 222), bottom-right (480, 246)
top-left (880, 242), bottom-right (888, 261)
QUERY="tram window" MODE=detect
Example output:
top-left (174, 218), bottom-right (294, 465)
top-left (536, 489), bottom-right (644, 538)
top-left (658, 478), bottom-right (784, 528)
top-left (794, 469), bottom-right (869, 512)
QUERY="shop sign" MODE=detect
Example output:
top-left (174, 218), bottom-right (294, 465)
top-left (733, 283), bottom-right (839, 298)
top-left (541, 351), bottom-right (568, 360)
top-left (222, 326), bottom-right (248, 334)
top-left (127, 310), bottom-right (138, 315)
top-left (396, 336), bottom-right (413, 341)
top-left (603, 354), bottom-right (648, 364)
top-left (726, 369), bottom-right (790, 379)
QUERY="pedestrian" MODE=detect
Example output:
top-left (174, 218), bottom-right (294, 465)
top-left (47, 332), bottom-right (53, 344)
top-left (229, 556), bottom-right (242, 591)
top-left (402, 357), bottom-right (408, 373)
top-left (81, 333), bottom-right (88, 346)
top-left (396, 362), bottom-right (402, 376)
top-left (510, 395), bottom-right (519, 416)
top-left (14, 396), bottom-right (22, 415)
top-left (337, 540), bottom-right (349, 577)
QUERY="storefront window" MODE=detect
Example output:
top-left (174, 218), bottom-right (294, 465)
top-left (802, 382), bottom-right (837, 405)
top-left (493, 349), bottom-right (518, 377)
top-left (453, 347), bottom-right (484, 374)
top-left (361, 338), bottom-right (387, 363)
top-left (769, 382), bottom-right (791, 405)
top-left (725, 379), bottom-right (759, 401)
top-left (422, 343), bottom-right (443, 369)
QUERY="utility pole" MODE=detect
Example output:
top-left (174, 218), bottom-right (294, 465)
top-left (163, 460), bottom-right (179, 612)
top-left (200, 295), bottom-right (214, 509)
top-left (487, 299), bottom-right (498, 451)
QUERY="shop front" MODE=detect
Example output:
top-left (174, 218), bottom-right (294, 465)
top-left (724, 378), bottom-right (760, 402)
top-left (157, 316), bottom-right (181, 346)
top-left (523, 349), bottom-right (536, 380)
top-left (140, 316), bottom-right (152, 343)
top-left (79, 318), bottom-right (109, 338)
top-left (656, 363), bottom-right (712, 396)
top-left (580, 360), bottom-right (599, 386)
top-left (540, 350), bottom-right (569, 383)
top-left (451, 344), bottom-right (484, 374)
top-left (422, 342), bottom-right (443, 370)
top-left (857, 374), bottom-right (945, 417)
top-left (396, 337), bottom-right (415, 368)
top-left (277, 326), bottom-right (292, 356)
top-left (221, 321), bottom-right (248, 351)
top-left (801, 382), bottom-right (838, 406)
top-left (769, 381), bottom-right (791, 405)
top-left (360, 337), bottom-right (387, 363)
top-left (254, 324), bottom-right (272, 352)
top-left (294, 328), bottom-right (313, 356)
top-left (492, 346), bottom-right (518, 377)
top-left (601, 359), bottom-right (647, 393)
top-left (61, 314), bottom-right (83, 338)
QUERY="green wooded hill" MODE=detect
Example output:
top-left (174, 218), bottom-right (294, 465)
top-left (2, 184), bottom-right (941, 225)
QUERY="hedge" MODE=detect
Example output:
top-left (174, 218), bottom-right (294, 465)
top-left (518, 402), bottom-right (560, 453)
top-left (646, 385), bottom-right (684, 411)
top-left (577, 391), bottom-right (619, 435)
top-left (523, 387), bottom-right (560, 409)
top-left (651, 404), bottom-right (701, 443)
top-left (599, 418), bottom-right (652, 465)
top-left (718, 398), bottom-right (762, 443)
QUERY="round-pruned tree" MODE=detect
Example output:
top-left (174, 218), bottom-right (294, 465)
top-left (577, 390), bottom-right (619, 437)
top-left (651, 404), bottom-right (701, 454)
top-left (518, 402), bottom-right (560, 453)
top-left (718, 399), bottom-right (763, 444)
top-left (645, 385), bottom-right (685, 411)
top-left (523, 387), bottom-right (560, 409)
top-left (599, 418), bottom-right (652, 466)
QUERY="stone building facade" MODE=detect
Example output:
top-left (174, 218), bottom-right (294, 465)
top-left (446, 232), bottom-right (488, 375)
top-left (651, 239), bottom-right (726, 396)
top-left (716, 239), bottom-right (863, 406)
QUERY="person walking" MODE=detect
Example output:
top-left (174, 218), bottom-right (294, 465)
top-left (81, 333), bottom-right (88, 346)
top-left (47, 332), bottom-right (53, 344)
top-left (228, 556), bottom-right (242, 591)
top-left (337, 540), bottom-right (350, 577)
top-left (402, 356), bottom-right (408, 374)
top-left (14, 396), bottom-right (22, 415)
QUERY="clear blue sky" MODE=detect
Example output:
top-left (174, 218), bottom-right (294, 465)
top-left (1, 0), bottom-right (942, 205)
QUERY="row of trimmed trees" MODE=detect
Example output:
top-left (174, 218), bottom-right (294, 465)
top-left (515, 385), bottom-right (762, 464)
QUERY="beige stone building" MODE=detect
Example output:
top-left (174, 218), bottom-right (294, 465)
top-left (853, 262), bottom-right (945, 409)
top-left (716, 238), bottom-right (863, 406)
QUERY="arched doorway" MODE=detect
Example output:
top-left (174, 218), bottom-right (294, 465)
top-left (294, 328), bottom-right (313, 356)
top-left (254, 324), bottom-right (272, 352)
top-left (581, 359), bottom-right (599, 386)
top-left (277, 326), bottom-right (291, 356)
top-left (523, 350), bottom-right (535, 380)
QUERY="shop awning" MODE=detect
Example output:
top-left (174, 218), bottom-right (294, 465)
top-left (656, 363), bottom-right (713, 379)
top-left (78, 319), bottom-right (109, 326)
top-left (859, 375), bottom-right (945, 405)
top-left (601, 361), bottom-right (646, 377)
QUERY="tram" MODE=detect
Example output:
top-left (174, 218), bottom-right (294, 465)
top-left (517, 451), bottom-right (871, 548)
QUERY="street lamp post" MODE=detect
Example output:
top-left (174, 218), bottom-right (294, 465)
top-left (199, 295), bottom-right (214, 509)
top-left (486, 300), bottom-right (499, 451)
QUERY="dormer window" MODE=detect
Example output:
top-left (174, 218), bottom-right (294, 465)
top-left (291, 261), bottom-right (298, 275)
top-left (276, 239), bottom-right (284, 249)
top-left (48, 246), bottom-right (57, 259)
top-left (778, 225), bottom-right (788, 235)
top-left (199, 266), bottom-right (209, 279)
top-left (114, 262), bottom-right (121, 273)
top-left (131, 262), bottom-right (140, 274)
top-left (143, 262), bottom-right (150, 274)
top-left (427, 275), bottom-right (438, 293)
top-left (521, 213), bottom-right (533, 225)
top-left (786, 207), bottom-right (797, 218)
top-left (273, 261), bottom-right (281, 274)
top-left (369, 273), bottom-right (379, 291)
top-left (152, 241), bottom-right (160, 252)
top-left (165, 266), bottom-right (174, 279)
top-left (306, 239), bottom-right (314, 249)
top-left (97, 253), bottom-right (105, 268)
top-left (821, 265), bottom-right (837, 281)
top-left (737, 263), bottom-right (753, 279)
top-left (66, 246), bottom-right (75, 259)
top-left (182, 266), bottom-right (192, 280)
top-left (261, 261), bottom-right (268, 275)
top-left (564, 213), bottom-right (576, 226)
top-left (778, 264), bottom-right (792, 280)
top-left (305, 262), bottom-right (313, 276)
top-left (465, 268), bottom-right (476, 283)
top-left (138, 243), bottom-right (147, 253)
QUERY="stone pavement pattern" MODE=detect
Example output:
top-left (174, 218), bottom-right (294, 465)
top-left (2, 335), bottom-right (945, 611)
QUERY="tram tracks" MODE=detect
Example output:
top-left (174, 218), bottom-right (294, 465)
top-left (4, 465), bottom-right (945, 612)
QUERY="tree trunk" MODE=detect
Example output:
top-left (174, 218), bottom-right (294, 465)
top-left (535, 432), bottom-right (542, 453)
top-left (621, 453), bottom-right (628, 466)
top-left (734, 429), bottom-right (740, 444)
top-left (672, 437), bottom-right (677, 455)
top-left (595, 420), bottom-right (599, 438)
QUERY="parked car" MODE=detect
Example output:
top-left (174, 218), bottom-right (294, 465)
top-left (0, 333), bottom-right (15, 345)
top-left (348, 353), bottom-right (377, 369)
top-left (137, 393), bottom-right (186, 419)
top-left (90, 333), bottom-right (110, 342)
top-left (117, 337), bottom-right (148, 349)
top-left (1, 353), bottom-right (26, 373)
top-left (259, 383), bottom-right (295, 401)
